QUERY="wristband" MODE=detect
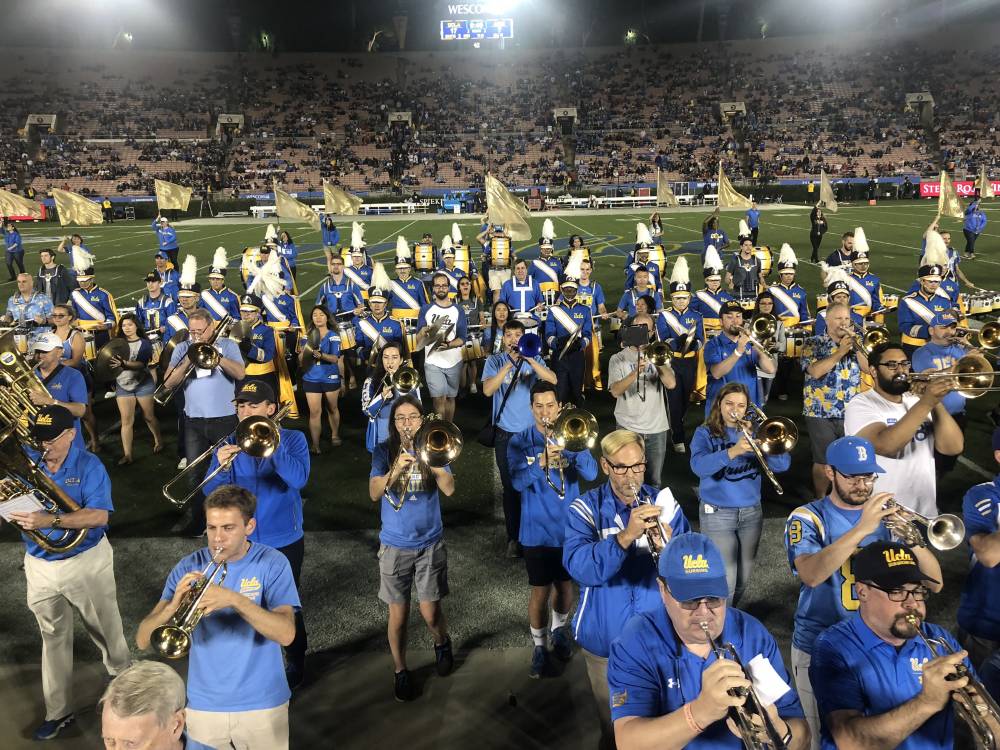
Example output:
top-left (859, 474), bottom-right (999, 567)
top-left (683, 702), bottom-right (703, 734)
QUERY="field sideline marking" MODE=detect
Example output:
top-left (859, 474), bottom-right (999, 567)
top-left (959, 455), bottom-right (994, 480)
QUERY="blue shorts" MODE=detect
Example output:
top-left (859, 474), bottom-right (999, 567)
top-left (302, 379), bottom-right (341, 394)
top-left (115, 374), bottom-right (155, 398)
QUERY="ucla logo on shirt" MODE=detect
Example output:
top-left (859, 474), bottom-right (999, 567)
top-left (64, 477), bottom-right (81, 485)
top-left (611, 691), bottom-right (628, 708)
top-left (240, 576), bottom-right (262, 603)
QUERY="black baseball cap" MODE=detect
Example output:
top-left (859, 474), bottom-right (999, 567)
top-left (234, 381), bottom-right (275, 404)
top-left (720, 300), bottom-right (745, 316)
top-left (30, 405), bottom-right (75, 441)
top-left (852, 540), bottom-right (939, 589)
top-left (144, 271), bottom-right (161, 282)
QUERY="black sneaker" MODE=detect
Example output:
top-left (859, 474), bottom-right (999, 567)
top-left (394, 669), bottom-right (414, 702)
top-left (551, 626), bottom-right (573, 661)
top-left (529, 645), bottom-right (548, 679)
top-left (506, 540), bottom-right (523, 558)
top-left (434, 638), bottom-right (454, 676)
top-left (33, 714), bottom-right (74, 741)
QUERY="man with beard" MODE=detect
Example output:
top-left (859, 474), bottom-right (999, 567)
top-left (784, 437), bottom-right (943, 749)
top-left (844, 343), bottom-right (963, 519)
top-left (416, 272), bottom-right (467, 423)
top-left (810, 541), bottom-right (998, 749)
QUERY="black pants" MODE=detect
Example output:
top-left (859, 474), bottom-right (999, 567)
top-left (493, 427), bottom-right (520, 542)
top-left (750, 227), bottom-right (759, 246)
top-left (772, 356), bottom-right (797, 399)
top-left (5, 250), bottom-right (25, 280)
top-left (809, 233), bottom-right (823, 261)
top-left (935, 411), bottom-right (967, 476)
top-left (276, 537), bottom-right (308, 672)
top-left (175, 390), bottom-right (187, 460)
top-left (166, 248), bottom-right (179, 268)
top-left (666, 356), bottom-right (697, 444)
top-left (553, 349), bottom-right (586, 406)
top-left (965, 229), bottom-right (979, 255)
top-left (184, 413), bottom-right (239, 528)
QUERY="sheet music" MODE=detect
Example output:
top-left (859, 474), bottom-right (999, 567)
top-left (0, 492), bottom-right (46, 521)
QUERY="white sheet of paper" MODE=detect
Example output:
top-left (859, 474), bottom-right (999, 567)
top-left (195, 367), bottom-right (212, 379)
top-left (0, 492), bottom-right (46, 521)
top-left (747, 654), bottom-right (791, 707)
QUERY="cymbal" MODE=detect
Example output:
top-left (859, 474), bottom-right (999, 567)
top-left (157, 329), bottom-right (189, 381)
top-left (299, 329), bottom-right (323, 376)
top-left (93, 339), bottom-right (131, 384)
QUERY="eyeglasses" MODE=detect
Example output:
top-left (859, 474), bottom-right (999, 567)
top-left (605, 460), bottom-right (647, 475)
top-left (394, 414), bottom-right (423, 424)
top-left (677, 597), bottom-right (725, 611)
top-left (836, 471), bottom-right (878, 484)
top-left (878, 360), bottom-right (911, 371)
top-left (867, 583), bottom-right (929, 602)
top-left (51, 314), bottom-right (67, 319)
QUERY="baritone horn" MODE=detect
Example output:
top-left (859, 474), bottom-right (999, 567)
top-left (149, 550), bottom-right (228, 659)
top-left (881, 498), bottom-right (965, 551)
top-left (382, 414), bottom-right (463, 511)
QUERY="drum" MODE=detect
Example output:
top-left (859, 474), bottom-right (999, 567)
top-left (783, 332), bottom-right (806, 359)
top-left (539, 289), bottom-right (557, 322)
top-left (83, 330), bottom-right (97, 361)
top-left (971, 295), bottom-right (992, 315)
top-left (754, 246), bottom-right (773, 277)
top-left (992, 294), bottom-right (1000, 312)
top-left (815, 293), bottom-right (828, 311)
top-left (454, 244), bottom-right (471, 275)
top-left (337, 321), bottom-right (356, 350)
top-left (403, 318), bottom-right (419, 354)
top-left (648, 245), bottom-right (666, 276)
top-left (490, 237), bottom-right (511, 269)
top-left (241, 245), bottom-right (261, 285)
top-left (461, 334), bottom-right (485, 363)
top-left (609, 316), bottom-right (623, 332)
top-left (414, 243), bottom-right (435, 272)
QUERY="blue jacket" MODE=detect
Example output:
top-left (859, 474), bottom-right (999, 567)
top-left (4, 228), bottom-right (22, 254)
top-left (564, 482), bottom-right (690, 657)
top-left (319, 218), bottom-right (341, 247)
top-left (690, 424), bottom-right (790, 508)
top-left (278, 240), bottom-right (298, 266)
top-left (965, 200), bottom-right (988, 233)
top-left (152, 219), bottom-right (178, 251)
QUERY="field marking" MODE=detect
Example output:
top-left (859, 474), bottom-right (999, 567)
top-left (959, 455), bottom-right (995, 480)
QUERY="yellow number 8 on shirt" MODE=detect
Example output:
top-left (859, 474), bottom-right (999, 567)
top-left (787, 520), bottom-right (803, 546)
top-left (840, 559), bottom-right (860, 611)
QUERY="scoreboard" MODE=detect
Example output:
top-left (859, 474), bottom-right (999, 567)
top-left (440, 18), bottom-right (513, 40)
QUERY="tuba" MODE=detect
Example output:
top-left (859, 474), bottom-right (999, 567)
top-left (150, 550), bottom-right (228, 659)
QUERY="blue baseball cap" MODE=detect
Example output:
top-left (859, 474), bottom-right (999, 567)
top-left (929, 311), bottom-right (958, 327)
top-left (825, 436), bottom-right (885, 474)
top-left (658, 533), bottom-right (729, 602)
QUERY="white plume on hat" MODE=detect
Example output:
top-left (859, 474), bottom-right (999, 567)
top-left (179, 254), bottom-right (198, 287)
top-left (395, 235), bottom-right (411, 261)
top-left (72, 246), bottom-right (95, 275)
top-left (351, 221), bottom-right (365, 249)
top-left (739, 219), bottom-right (751, 238)
top-left (441, 234), bottom-right (454, 253)
top-left (921, 230), bottom-right (949, 267)
top-left (636, 222), bottom-right (654, 247)
top-left (703, 245), bottom-right (723, 274)
top-left (542, 218), bottom-right (555, 241)
top-left (670, 256), bottom-right (691, 286)
top-left (451, 222), bottom-right (463, 243)
top-left (264, 223), bottom-right (277, 242)
top-left (249, 250), bottom-right (284, 298)
top-left (854, 226), bottom-right (870, 255)
top-left (778, 243), bottom-right (798, 268)
top-left (370, 262), bottom-right (391, 290)
top-left (564, 249), bottom-right (585, 280)
top-left (211, 246), bottom-right (227, 271)
top-left (820, 262), bottom-right (850, 289)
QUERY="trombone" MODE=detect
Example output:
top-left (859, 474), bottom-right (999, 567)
top-left (639, 341), bottom-right (672, 401)
top-left (372, 365), bottom-right (421, 419)
top-left (953, 321), bottom-right (1000, 355)
top-left (541, 409), bottom-right (599, 498)
top-left (730, 402), bottom-right (797, 496)
top-left (904, 353), bottom-right (1000, 398)
top-left (840, 324), bottom-right (890, 357)
top-left (150, 548), bottom-right (228, 660)
top-left (698, 621), bottom-right (790, 749)
top-left (882, 498), bottom-right (966, 551)
top-left (382, 414), bottom-right (463, 510)
top-left (739, 314), bottom-right (777, 352)
top-left (904, 614), bottom-right (1000, 750)
top-left (163, 402), bottom-right (292, 507)
top-left (154, 316), bottom-right (241, 406)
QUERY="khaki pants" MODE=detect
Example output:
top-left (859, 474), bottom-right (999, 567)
top-left (583, 649), bottom-right (616, 749)
top-left (24, 535), bottom-right (131, 720)
top-left (791, 646), bottom-right (820, 750)
top-left (187, 702), bottom-right (289, 750)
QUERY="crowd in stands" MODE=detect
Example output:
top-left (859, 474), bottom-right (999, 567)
top-left (1, 33), bottom-right (999, 197)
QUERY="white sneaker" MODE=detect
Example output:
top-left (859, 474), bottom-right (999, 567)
top-left (176, 457), bottom-right (188, 470)
top-left (673, 443), bottom-right (686, 454)
top-left (470, 383), bottom-right (478, 394)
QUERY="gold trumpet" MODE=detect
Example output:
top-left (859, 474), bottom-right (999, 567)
top-left (542, 409), bottom-right (599, 498)
top-left (150, 549), bottom-right (228, 660)
top-left (882, 498), bottom-right (966, 551)
top-left (731, 402), bottom-right (797, 496)
top-left (699, 621), bottom-right (790, 750)
top-left (163, 403), bottom-right (291, 507)
top-left (629, 482), bottom-right (671, 560)
top-left (905, 614), bottom-right (1000, 750)
top-left (905, 353), bottom-right (1000, 398)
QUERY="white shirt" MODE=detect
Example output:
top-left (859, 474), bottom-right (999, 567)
top-left (419, 302), bottom-right (464, 369)
top-left (608, 348), bottom-right (670, 434)
top-left (844, 390), bottom-right (937, 517)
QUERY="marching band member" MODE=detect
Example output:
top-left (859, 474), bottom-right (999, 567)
top-left (482, 319), bottom-right (557, 557)
top-left (245, 244), bottom-right (294, 295)
top-left (784, 436), bottom-right (942, 748)
top-left (824, 230), bottom-right (854, 267)
top-left (531, 218), bottom-right (563, 296)
top-left (608, 533), bottom-right (809, 750)
top-left (649, 211), bottom-right (663, 242)
top-left (417, 272), bottom-right (467, 423)
top-left (135, 270), bottom-right (177, 341)
top-left (898, 232), bottom-right (951, 358)
top-left (109, 313), bottom-right (162, 465)
top-left (3, 272), bottom-right (52, 327)
top-left (746, 199), bottom-right (761, 245)
top-left (354, 265), bottom-right (403, 367)
top-left (55, 232), bottom-right (91, 273)
top-left (801, 302), bottom-right (867, 499)
top-left (345, 221), bottom-right (373, 267)
top-left (957, 427), bottom-right (1000, 669)
top-left (5, 405), bottom-right (131, 742)
top-left (545, 254), bottom-right (592, 406)
top-left (344, 244), bottom-right (373, 298)
top-left (703, 300), bottom-right (776, 412)
top-left (202, 382), bottom-right (311, 691)
top-left (315, 251), bottom-right (364, 318)
top-left (31, 331), bottom-right (89, 451)
top-left (563, 429), bottom-right (690, 747)
top-left (437, 235), bottom-right (466, 296)
top-left (725, 222), bottom-right (764, 302)
top-left (771, 243), bottom-right (810, 401)
top-left (456, 276), bottom-right (482, 393)
top-left (690, 246), bottom-right (733, 337)
top-left (508, 381), bottom-right (598, 678)
top-left (565, 233), bottom-right (590, 264)
top-left (912, 311), bottom-right (968, 476)
top-left (450, 222), bottom-right (480, 296)
top-left (70, 247), bottom-right (118, 352)
top-left (753, 292), bottom-right (780, 403)
top-left (813, 264), bottom-right (856, 336)
top-left (483, 300), bottom-right (512, 355)
top-left (924, 217), bottom-right (977, 289)
top-left (476, 223), bottom-right (512, 303)
top-left (369, 396), bottom-right (455, 702)
top-left (615, 266), bottom-right (662, 318)
top-left (50, 304), bottom-right (100, 452)
top-left (153, 215), bottom-right (180, 268)
top-left (810, 541), bottom-right (997, 750)
top-left (200, 247), bottom-right (240, 321)
top-left (609, 313), bottom-right (676, 487)
top-left (499, 258), bottom-right (545, 329)
top-left (36, 247), bottom-right (78, 306)
top-left (657, 256), bottom-right (703, 452)
top-left (137, 485), bottom-right (299, 750)
top-left (276, 229), bottom-right (298, 280)
top-left (844, 342), bottom-right (963, 519)
top-left (319, 214), bottom-right (340, 258)
top-left (239, 293), bottom-right (279, 396)
top-left (577, 256), bottom-right (608, 391)
top-left (254, 251), bottom-right (305, 383)
top-left (153, 251), bottom-right (180, 300)
top-left (625, 224), bottom-right (662, 292)
top-left (362, 342), bottom-right (421, 453)
top-left (299, 305), bottom-right (342, 451)
top-left (845, 228), bottom-right (885, 323)
top-left (388, 236), bottom-right (429, 321)
top-left (690, 382), bottom-right (789, 604)
top-left (165, 255), bottom-right (201, 340)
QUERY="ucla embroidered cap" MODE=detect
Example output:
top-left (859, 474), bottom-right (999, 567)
top-left (31, 332), bottom-right (63, 353)
top-left (852, 540), bottom-right (938, 589)
top-left (658, 533), bottom-right (729, 602)
top-left (30, 404), bottom-right (75, 441)
top-left (719, 300), bottom-right (744, 317)
top-left (234, 380), bottom-right (275, 405)
top-left (825, 436), bottom-right (885, 475)
top-left (929, 311), bottom-right (958, 327)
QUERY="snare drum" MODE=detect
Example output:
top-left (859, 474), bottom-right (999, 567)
top-left (83, 330), bottom-right (97, 361)
top-left (971, 295), bottom-right (992, 315)
top-left (461, 334), bottom-right (485, 363)
top-left (402, 318), bottom-right (419, 354)
top-left (490, 237), bottom-right (511, 269)
top-left (454, 244), bottom-right (471, 275)
top-left (648, 245), bottom-right (666, 276)
top-left (882, 294), bottom-right (899, 312)
top-left (414, 243), bottom-right (435, 272)
top-left (337, 321), bottom-right (356, 350)
top-left (783, 333), bottom-right (806, 359)
top-left (739, 299), bottom-right (756, 314)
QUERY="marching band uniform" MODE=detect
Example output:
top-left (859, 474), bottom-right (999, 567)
top-left (897, 255), bottom-right (950, 357)
top-left (690, 246), bottom-right (733, 337)
top-left (388, 239), bottom-right (429, 322)
top-left (576, 267), bottom-right (607, 391)
top-left (544, 269), bottom-right (591, 407)
top-left (437, 237), bottom-right (467, 297)
top-left (657, 257), bottom-right (704, 450)
top-left (69, 249), bottom-right (118, 353)
top-left (345, 248), bottom-right (374, 299)
top-left (315, 269), bottom-right (363, 317)
top-left (354, 301), bottom-right (404, 366)
top-left (135, 270), bottom-right (177, 346)
top-left (201, 248), bottom-right (241, 321)
top-left (479, 223), bottom-right (513, 299)
top-left (814, 264), bottom-right (861, 338)
top-left (531, 240), bottom-right (563, 297)
top-left (500, 265), bottom-right (545, 329)
top-left (153, 252), bottom-right (180, 300)
top-left (240, 294), bottom-right (279, 397)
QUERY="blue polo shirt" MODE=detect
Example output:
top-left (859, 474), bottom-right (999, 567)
top-left (958, 477), bottom-right (1000, 642)
top-left (161, 542), bottom-right (300, 712)
top-left (811, 615), bottom-right (975, 750)
top-left (911, 342), bottom-right (966, 415)
top-left (301, 329), bottom-right (341, 386)
top-left (481, 353), bottom-right (547, 434)
top-left (22, 444), bottom-right (112, 560)
top-left (37, 364), bottom-right (88, 451)
top-left (607, 606), bottom-right (803, 747)
top-left (703, 333), bottom-right (762, 413)
top-left (371, 442), bottom-right (449, 549)
top-left (168, 338), bottom-right (242, 418)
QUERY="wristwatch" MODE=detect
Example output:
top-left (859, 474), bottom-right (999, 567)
top-left (51, 513), bottom-right (62, 529)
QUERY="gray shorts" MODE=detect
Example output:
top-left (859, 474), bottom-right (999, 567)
top-left (425, 362), bottom-right (462, 398)
top-left (378, 540), bottom-right (449, 605)
top-left (805, 416), bottom-right (845, 464)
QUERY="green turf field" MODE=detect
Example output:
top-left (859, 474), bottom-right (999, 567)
top-left (3, 201), bottom-right (1000, 662)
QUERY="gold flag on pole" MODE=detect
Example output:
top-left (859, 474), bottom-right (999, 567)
top-left (716, 162), bottom-right (752, 209)
top-left (154, 179), bottom-right (193, 211)
top-left (817, 169), bottom-right (839, 213)
top-left (50, 189), bottom-right (103, 226)
top-left (937, 170), bottom-right (964, 220)
top-left (484, 173), bottom-right (532, 240)
top-left (273, 179), bottom-right (320, 231)
top-left (976, 165), bottom-right (996, 199)
top-left (656, 169), bottom-right (679, 208)
top-left (0, 189), bottom-right (42, 219)
top-left (322, 181), bottom-right (363, 215)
